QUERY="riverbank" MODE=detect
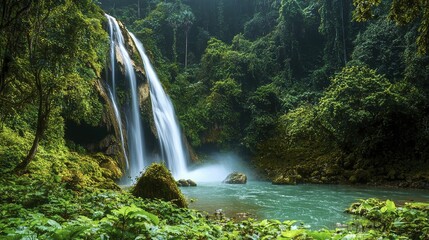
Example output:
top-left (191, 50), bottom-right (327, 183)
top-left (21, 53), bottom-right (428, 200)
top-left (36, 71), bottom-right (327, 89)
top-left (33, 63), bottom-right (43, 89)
top-left (253, 141), bottom-right (429, 189)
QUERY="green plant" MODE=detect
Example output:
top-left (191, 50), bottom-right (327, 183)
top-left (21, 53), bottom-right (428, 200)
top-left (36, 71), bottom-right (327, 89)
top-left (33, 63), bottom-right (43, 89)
top-left (346, 198), bottom-right (429, 238)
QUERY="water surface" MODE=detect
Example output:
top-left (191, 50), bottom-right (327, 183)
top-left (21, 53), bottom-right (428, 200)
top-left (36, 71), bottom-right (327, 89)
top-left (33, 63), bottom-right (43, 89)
top-left (181, 182), bottom-right (429, 229)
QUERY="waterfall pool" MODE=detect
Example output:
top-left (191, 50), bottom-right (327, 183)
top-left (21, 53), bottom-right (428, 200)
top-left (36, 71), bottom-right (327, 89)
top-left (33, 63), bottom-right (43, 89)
top-left (181, 182), bottom-right (429, 229)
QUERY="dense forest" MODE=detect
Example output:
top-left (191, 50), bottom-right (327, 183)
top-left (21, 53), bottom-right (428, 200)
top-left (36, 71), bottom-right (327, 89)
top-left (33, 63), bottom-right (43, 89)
top-left (1, 0), bottom-right (429, 239)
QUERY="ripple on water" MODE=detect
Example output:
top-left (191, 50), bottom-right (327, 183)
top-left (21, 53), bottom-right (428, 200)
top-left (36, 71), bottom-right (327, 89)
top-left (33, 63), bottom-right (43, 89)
top-left (181, 182), bottom-right (429, 229)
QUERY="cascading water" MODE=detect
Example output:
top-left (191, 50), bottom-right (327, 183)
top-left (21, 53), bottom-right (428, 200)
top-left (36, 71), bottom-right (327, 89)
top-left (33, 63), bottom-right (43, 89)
top-left (106, 17), bottom-right (128, 170)
top-left (106, 14), bottom-right (146, 182)
top-left (107, 89), bottom-right (129, 169)
top-left (130, 33), bottom-right (188, 179)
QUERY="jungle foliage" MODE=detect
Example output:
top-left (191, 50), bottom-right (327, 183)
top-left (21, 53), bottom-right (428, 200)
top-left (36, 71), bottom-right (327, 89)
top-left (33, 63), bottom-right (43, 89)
top-left (102, 0), bottom-right (429, 185)
top-left (1, 0), bottom-right (429, 239)
top-left (0, 0), bottom-right (108, 172)
top-left (1, 0), bottom-right (428, 184)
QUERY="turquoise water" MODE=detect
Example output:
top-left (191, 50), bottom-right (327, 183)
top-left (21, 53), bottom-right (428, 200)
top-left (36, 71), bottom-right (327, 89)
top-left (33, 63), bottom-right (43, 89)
top-left (181, 182), bottom-right (429, 229)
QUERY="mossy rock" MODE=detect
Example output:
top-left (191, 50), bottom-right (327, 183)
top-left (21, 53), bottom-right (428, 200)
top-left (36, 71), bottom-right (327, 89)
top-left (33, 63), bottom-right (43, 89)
top-left (92, 153), bottom-right (122, 180)
top-left (132, 163), bottom-right (187, 208)
top-left (177, 179), bottom-right (197, 187)
top-left (272, 175), bottom-right (297, 185)
top-left (349, 168), bottom-right (371, 184)
top-left (177, 179), bottom-right (190, 187)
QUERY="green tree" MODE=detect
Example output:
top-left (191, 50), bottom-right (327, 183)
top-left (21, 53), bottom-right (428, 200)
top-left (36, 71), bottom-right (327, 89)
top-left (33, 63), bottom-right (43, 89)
top-left (243, 83), bottom-right (281, 150)
top-left (180, 9), bottom-right (195, 68)
top-left (200, 37), bottom-right (257, 89)
top-left (164, 1), bottom-right (195, 65)
top-left (205, 78), bottom-right (242, 146)
top-left (353, 0), bottom-right (429, 54)
top-left (0, 0), bottom-right (33, 118)
top-left (13, 0), bottom-right (107, 172)
top-left (351, 18), bottom-right (405, 80)
top-left (243, 1), bottom-right (278, 40)
top-left (276, 0), bottom-right (305, 78)
top-left (319, 0), bottom-right (353, 69)
top-left (317, 66), bottom-right (422, 158)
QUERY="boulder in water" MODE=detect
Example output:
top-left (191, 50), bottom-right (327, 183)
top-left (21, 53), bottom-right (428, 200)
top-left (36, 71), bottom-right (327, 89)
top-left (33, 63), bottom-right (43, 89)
top-left (177, 179), bottom-right (197, 187)
top-left (223, 172), bottom-right (247, 184)
top-left (132, 163), bottom-right (187, 208)
top-left (177, 179), bottom-right (190, 187)
top-left (187, 179), bottom-right (197, 186)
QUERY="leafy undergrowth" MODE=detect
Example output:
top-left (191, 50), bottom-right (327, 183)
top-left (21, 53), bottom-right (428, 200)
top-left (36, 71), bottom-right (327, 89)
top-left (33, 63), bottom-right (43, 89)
top-left (1, 175), bottom-right (429, 239)
top-left (346, 198), bottom-right (429, 239)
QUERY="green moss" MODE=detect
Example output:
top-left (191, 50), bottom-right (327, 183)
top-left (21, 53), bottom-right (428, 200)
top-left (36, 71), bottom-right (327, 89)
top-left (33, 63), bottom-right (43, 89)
top-left (132, 163), bottom-right (187, 208)
top-left (92, 153), bottom-right (123, 179)
top-left (0, 126), bottom-right (120, 190)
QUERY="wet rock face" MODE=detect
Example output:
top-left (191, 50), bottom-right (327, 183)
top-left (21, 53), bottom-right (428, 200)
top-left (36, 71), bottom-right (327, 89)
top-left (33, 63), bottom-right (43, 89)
top-left (223, 172), bottom-right (247, 184)
top-left (132, 163), bottom-right (188, 208)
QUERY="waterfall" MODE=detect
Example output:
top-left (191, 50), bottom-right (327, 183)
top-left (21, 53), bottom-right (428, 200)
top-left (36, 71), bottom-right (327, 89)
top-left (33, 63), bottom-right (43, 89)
top-left (106, 14), bottom-right (146, 182)
top-left (108, 89), bottom-right (129, 169)
top-left (106, 16), bottom-right (128, 170)
top-left (129, 33), bottom-right (188, 179)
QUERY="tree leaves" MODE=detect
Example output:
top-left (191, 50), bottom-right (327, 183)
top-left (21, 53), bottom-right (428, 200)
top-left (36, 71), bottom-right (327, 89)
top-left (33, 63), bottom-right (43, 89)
top-left (352, 0), bottom-right (429, 54)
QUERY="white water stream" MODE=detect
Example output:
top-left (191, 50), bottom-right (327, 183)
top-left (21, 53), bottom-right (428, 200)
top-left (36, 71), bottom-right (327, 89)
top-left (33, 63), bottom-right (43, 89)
top-left (106, 15), bottom-right (146, 183)
top-left (130, 33), bottom-right (188, 179)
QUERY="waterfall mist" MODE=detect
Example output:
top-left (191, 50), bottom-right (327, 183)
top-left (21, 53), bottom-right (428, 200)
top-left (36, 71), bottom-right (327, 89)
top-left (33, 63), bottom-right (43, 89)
top-left (186, 153), bottom-right (255, 182)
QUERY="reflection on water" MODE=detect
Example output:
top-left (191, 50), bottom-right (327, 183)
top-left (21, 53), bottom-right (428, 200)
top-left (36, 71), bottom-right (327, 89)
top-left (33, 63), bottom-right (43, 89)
top-left (181, 182), bottom-right (429, 229)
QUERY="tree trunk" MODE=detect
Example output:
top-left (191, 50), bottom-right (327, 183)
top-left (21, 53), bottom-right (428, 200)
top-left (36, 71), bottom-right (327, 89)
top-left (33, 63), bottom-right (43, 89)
top-left (185, 30), bottom-right (188, 68)
top-left (173, 27), bottom-right (177, 63)
top-left (14, 129), bottom-right (41, 174)
top-left (14, 84), bottom-right (48, 174)
top-left (340, 0), bottom-right (347, 65)
top-left (0, 55), bottom-right (11, 95)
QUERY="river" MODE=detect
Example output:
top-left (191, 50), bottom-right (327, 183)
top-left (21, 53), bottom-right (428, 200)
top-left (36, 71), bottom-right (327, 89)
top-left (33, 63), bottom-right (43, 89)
top-left (181, 182), bottom-right (429, 229)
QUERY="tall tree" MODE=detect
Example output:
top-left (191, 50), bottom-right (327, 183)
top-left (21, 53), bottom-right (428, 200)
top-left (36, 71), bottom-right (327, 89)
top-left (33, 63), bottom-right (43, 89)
top-left (319, 0), bottom-right (352, 69)
top-left (13, 0), bottom-right (107, 173)
top-left (180, 10), bottom-right (195, 68)
top-left (0, 0), bottom-right (32, 97)
top-left (166, 1), bottom-right (182, 63)
top-left (276, 0), bottom-right (305, 80)
top-left (165, 1), bottom-right (194, 65)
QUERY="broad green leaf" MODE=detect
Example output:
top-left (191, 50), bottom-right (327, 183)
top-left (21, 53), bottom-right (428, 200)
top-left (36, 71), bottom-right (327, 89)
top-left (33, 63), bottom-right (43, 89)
top-left (385, 200), bottom-right (396, 212)
top-left (307, 230), bottom-right (334, 239)
top-left (280, 229), bottom-right (305, 238)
